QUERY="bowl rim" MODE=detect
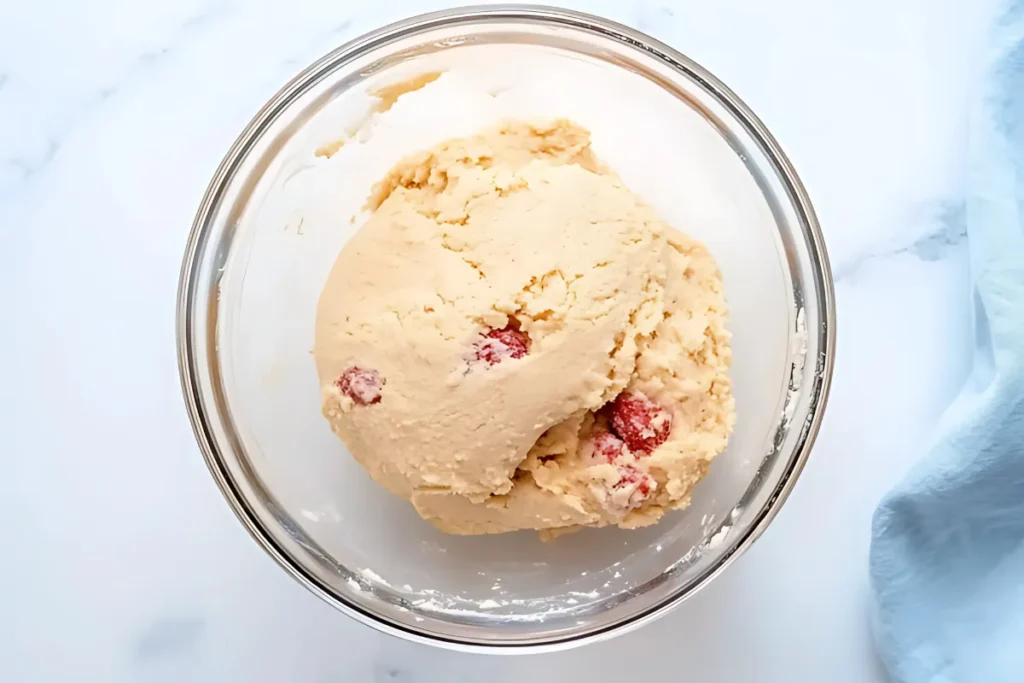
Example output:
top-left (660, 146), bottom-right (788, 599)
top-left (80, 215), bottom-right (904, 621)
top-left (177, 3), bottom-right (836, 653)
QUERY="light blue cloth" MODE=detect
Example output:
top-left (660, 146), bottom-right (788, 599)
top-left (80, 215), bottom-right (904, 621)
top-left (869, 3), bottom-right (1024, 682)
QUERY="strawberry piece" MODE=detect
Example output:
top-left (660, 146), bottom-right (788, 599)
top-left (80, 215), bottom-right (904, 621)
top-left (614, 464), bottom-right (654, 508)
top-left (615, 465), bottom-right (653, 496)
top-left (472, 324), bottom-right (529, 366)
top-left (608, 392), bottom-right (672, 455)
top-left (590, 431), bottom-right (626, 463)
top-left (335, 366), bottom-right (383, 405)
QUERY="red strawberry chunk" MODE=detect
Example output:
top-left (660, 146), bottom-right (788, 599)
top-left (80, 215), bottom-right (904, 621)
top-left (335, 366), bottom-right (383, 405)
top-left (590, 431), bottom-right (625, 464)
top-left (608, 392), bottom-right (672, 454)
top-left (614, 464), bottom-right (653, 496)
top-left (472, 324), bottom-right (529, 366)
top-left (613, 463), bottom-right (655, 510)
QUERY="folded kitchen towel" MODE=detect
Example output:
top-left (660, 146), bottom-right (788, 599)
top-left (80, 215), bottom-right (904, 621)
top-left (869, 3), bottom-right (1024, 682)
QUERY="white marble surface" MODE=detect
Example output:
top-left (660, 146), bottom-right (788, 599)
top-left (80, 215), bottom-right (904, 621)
top-left (0, 0), bottom-right (1000, 680)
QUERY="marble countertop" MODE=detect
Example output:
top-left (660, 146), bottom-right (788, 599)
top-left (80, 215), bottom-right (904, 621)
top-left (0, 0), bottom-right (999, 680)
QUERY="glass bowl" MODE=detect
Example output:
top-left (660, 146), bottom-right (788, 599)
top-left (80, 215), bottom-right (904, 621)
top-left (177, 5), bottom-right (835, 652)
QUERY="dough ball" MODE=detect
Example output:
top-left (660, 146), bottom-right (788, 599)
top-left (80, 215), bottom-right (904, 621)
top-left (314, 120), bottom-right (734, 536)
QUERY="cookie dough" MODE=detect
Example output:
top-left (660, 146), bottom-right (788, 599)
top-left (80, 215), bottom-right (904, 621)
top-left (314, 120), bottom-right (735, 536)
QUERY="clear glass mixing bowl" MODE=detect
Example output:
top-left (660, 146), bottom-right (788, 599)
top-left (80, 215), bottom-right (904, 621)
top-left (177, 5), bottom-right (835, 652)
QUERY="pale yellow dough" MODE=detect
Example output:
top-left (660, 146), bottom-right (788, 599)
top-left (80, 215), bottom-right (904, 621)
top-left (314, 120), bottom-right (735, 536)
